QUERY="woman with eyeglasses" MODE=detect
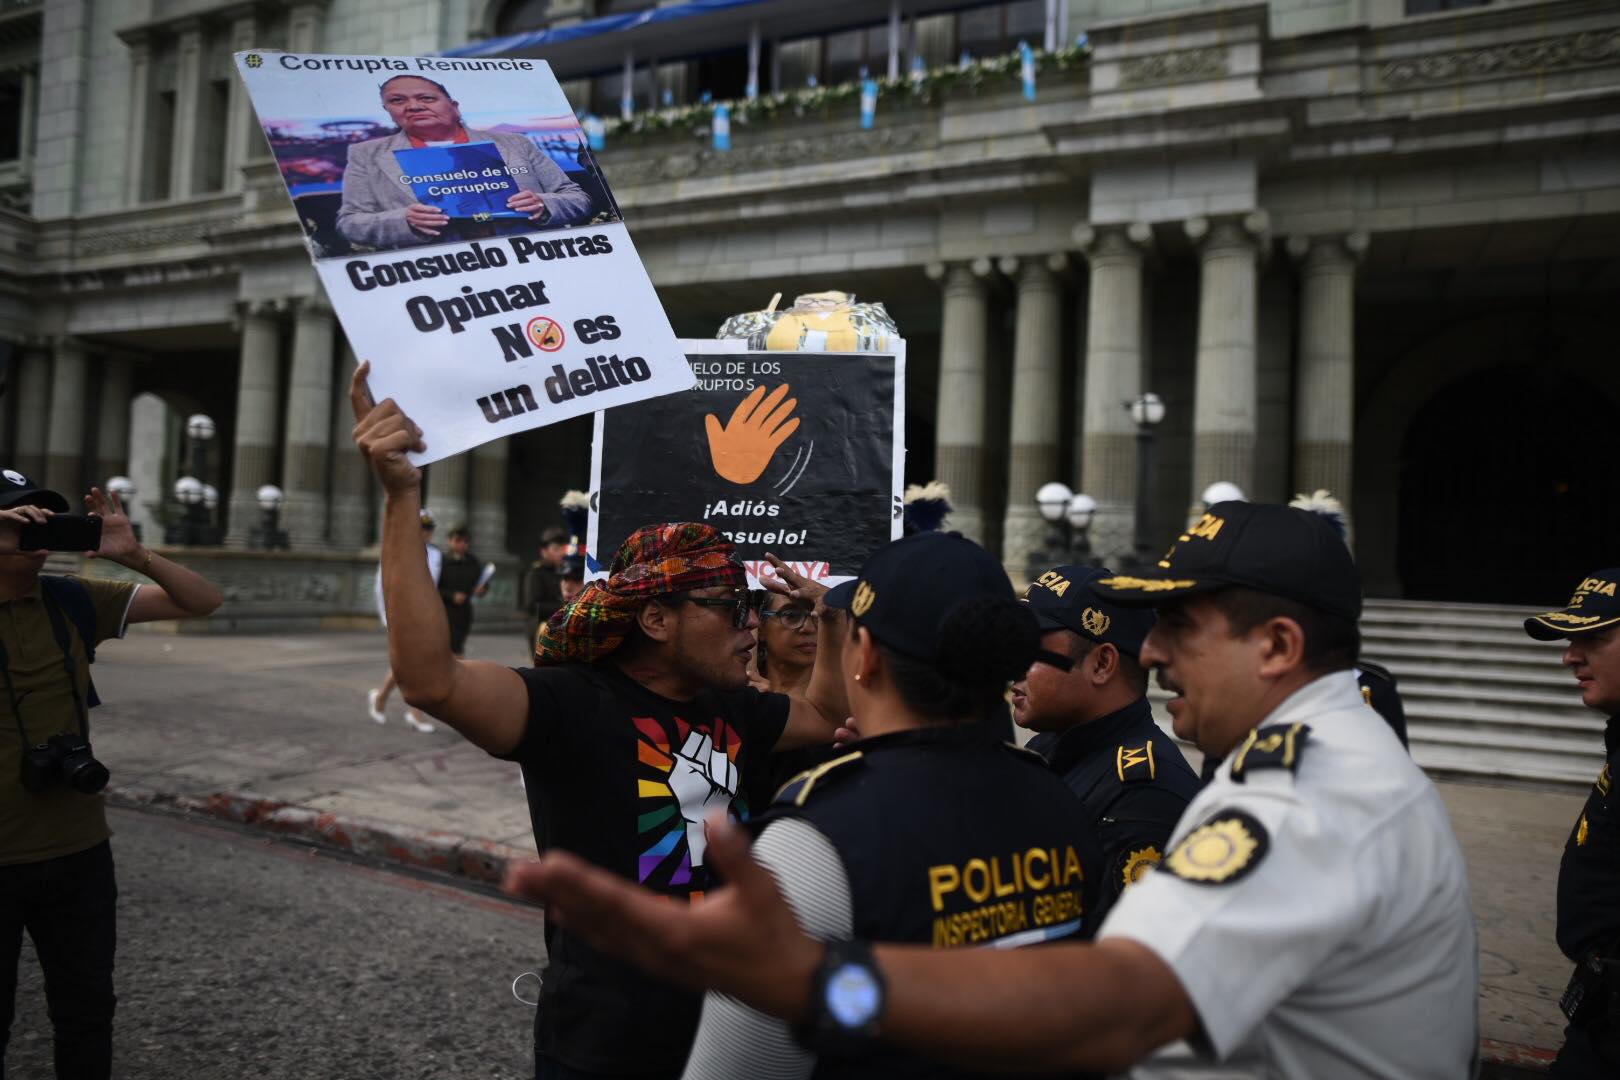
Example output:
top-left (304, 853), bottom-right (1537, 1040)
top-left (746, 591), bottom-right (842, 809)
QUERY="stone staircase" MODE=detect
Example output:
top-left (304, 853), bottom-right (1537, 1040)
top-left (1361, 599), bottom-right (1605, 787)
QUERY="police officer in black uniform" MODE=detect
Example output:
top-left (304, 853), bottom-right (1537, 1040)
top-left (678, 531), bottom-right (1105, 1079)
top-left (1013, 564), bottom-right (1200, 919)
top-left (1525, 568), bottom-right (1620, 1077)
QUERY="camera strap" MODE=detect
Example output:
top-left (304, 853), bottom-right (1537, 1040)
top-left (0, 640), bottom-right (30, 749)
top-left (39, 588), bottom-right (90, 740)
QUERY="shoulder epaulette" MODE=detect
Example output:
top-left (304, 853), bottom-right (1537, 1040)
top-left (772, 751), bottom-right (864, 807)
top-left (1116, 742), bottom-right (1158, 783)
top-left (1229, 722), bottom-right (1311, 783)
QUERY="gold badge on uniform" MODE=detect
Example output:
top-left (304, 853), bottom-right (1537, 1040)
top-left (1598, 765), bottom-right (1611, 797)
top-left (851, 581), bottom-right (876, 617)
top-left (1164, 811), bottom-right (1269, 886)
top-left (1121, 846), bottom-right (1162, 889)
top-left (1577, 814), bottom-right (1590, 847)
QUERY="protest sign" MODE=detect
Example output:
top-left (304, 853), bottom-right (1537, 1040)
top-left (590, 340), bottom-right (906, 586)
top-left (233, 52), bottom-right (692, 464)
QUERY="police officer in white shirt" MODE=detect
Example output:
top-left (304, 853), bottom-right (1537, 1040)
top-left (502, 501), bottom-right (1481, 1079)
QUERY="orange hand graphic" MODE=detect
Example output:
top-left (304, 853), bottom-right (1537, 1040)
top-left (705, 383), bottom-right (800, 485)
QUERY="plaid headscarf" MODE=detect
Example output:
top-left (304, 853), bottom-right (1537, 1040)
top-left (534, 522), bottom-right (745, 665)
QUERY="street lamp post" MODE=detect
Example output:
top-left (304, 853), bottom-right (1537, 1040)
top-left (168, 476), bottom-right (205, 546)
top-left (1126, 392), bottom-right (1166, 572)
top-left (186, 414), bottom-right (215, 480)
top-left (168, 414), bottom-right (219, 547)
top-left (250, 484), bottom-right (290, 550)
top-left (201, 484), bottom-right (221, 546)
top-left (1066, 493), bottom-right (1097, 567)
top-left (1028, 481), bottom-right (1074, 581)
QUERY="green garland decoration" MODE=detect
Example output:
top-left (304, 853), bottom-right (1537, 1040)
top-left (600, 45), bottom-right (1091, 142)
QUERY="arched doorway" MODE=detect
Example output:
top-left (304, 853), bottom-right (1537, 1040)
top-left (1396, 365), bottom-right (1618, 603)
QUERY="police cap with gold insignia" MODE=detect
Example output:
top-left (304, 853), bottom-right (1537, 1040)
top-left (824, 531), bottom-right (1037, 669)
top-left (1094, 501), bottom-right (1362, 621)
top-left (1524, 568), bottom-right (1620, 640)
top-left (1023, 563), bottom-right (1155, 661)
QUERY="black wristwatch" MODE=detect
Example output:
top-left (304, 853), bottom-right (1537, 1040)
top-left (795, 938), bottom-right (887, 1055)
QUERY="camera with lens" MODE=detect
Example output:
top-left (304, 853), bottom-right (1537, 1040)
top-left (21, 731), bottom-right (109, 795)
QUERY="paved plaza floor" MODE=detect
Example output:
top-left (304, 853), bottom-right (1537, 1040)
top-left (87, 626), bottom-right (1581, 1068)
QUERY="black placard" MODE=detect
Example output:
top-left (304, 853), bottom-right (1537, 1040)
top-left (591, 350), bottom-right (904, 583)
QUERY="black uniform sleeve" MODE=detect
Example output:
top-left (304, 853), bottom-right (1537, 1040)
top-left (1557, 756), bottom-right (1620, 962)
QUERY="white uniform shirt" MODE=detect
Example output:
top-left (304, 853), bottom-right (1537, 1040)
top-left (1100, 671), bottom-right (1479, 1079)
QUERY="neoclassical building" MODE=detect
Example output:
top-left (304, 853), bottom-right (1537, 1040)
top-left (1, 0), bottom-right (1617, 619)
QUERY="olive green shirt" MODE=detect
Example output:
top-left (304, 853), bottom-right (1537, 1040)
top-left (0, 575), bottom-right (137, 865)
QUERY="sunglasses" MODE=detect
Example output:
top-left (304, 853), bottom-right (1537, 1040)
top-left (759, 608), bottom-right (820, 632)
top-left (664, 590), bottom-right (753, 629)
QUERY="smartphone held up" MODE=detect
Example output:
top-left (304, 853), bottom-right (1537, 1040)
top-left (17, 514), bottom-right (102, 553)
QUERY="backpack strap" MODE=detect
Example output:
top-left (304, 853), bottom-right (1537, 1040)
top-left (40, 576), bottom-right (101, 710)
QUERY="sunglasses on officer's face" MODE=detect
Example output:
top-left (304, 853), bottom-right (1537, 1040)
top-left (663, 590), bottom-right (753, 630)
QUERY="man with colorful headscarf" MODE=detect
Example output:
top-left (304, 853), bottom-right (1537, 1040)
top-left (347, 365), bottom-right (849, 1080)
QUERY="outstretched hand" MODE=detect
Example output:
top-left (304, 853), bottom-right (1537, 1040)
top-left (349, 360), bottom-right (425, 495)
top-left (503, 812), bottom-right (822, 1022)
top-left (84, 486), bottom-right (138, 561)
top-left (760, 552), bottom-right (829, 608)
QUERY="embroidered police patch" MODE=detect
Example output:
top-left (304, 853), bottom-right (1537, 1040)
top-left (1120, 845), bottom-right (1162, 889)
top-left (1229, 722), bottom-right (1311, 782)
top-left (1164, 811), bottom-right (1269, 885)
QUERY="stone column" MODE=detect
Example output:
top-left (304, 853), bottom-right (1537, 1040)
top-left (93, 356), bottom-right (135, 486)
top-left (44, 339), bottom-right (89, 497)
top-left (1076, 223), bottom-right (1152, 561)
top-left (925, 259), bottom-right (994, 543)
top-left (1288, 233), bottom-right (1367, 522)
top-left (223, 11), bottom-right (259, 191)
top-left (167, 20), bottom-right (204, 200)
top-left (328, 343), bottom-right (372, 549)
top-left (280, 296), bottom-right (336, 547)
top-left (429, 454), bottom-right (470, 536)
top-left (122, 33), bottom-right (151, 205)
top-left (999, 255), bottom-right (1067, 573)
top-left (225, 301), bottom-right (285, 546)
top-left (470, 438), bottom-right (511, 558)
top-left (288, 3), bottom-right (324, 52)
top-left (12, 347), bottom-right (51, 480)
top-left (1186, 213), bottom-right (1266, 511)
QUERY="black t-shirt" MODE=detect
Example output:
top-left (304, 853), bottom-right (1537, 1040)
top-left (507, 662), bottom-right (790, 1072)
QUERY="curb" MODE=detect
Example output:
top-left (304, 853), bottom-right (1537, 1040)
top-left (1480, 1039), bottom-right (1557, 1077)
top-left (107, 784), bottom-right (532, 887)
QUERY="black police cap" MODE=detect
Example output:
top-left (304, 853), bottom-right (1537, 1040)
top-left (1023, 564), bottom-right (1155, 661)
top-left (825, 531), bottom-right (1033, 668)
top-left (0, 469), bottom-right (69, 514)
top-left (1094, 501), bottom-right (1363, 621)
top-left (1525, 569), bottom-right (1620, 641)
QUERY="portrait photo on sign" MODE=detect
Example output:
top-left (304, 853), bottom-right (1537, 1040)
top-left (236, 53), bottom-right (622, 258)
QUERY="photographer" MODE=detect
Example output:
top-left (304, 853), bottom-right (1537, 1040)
top-left (0, 470), bottom-right (222, 1080)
